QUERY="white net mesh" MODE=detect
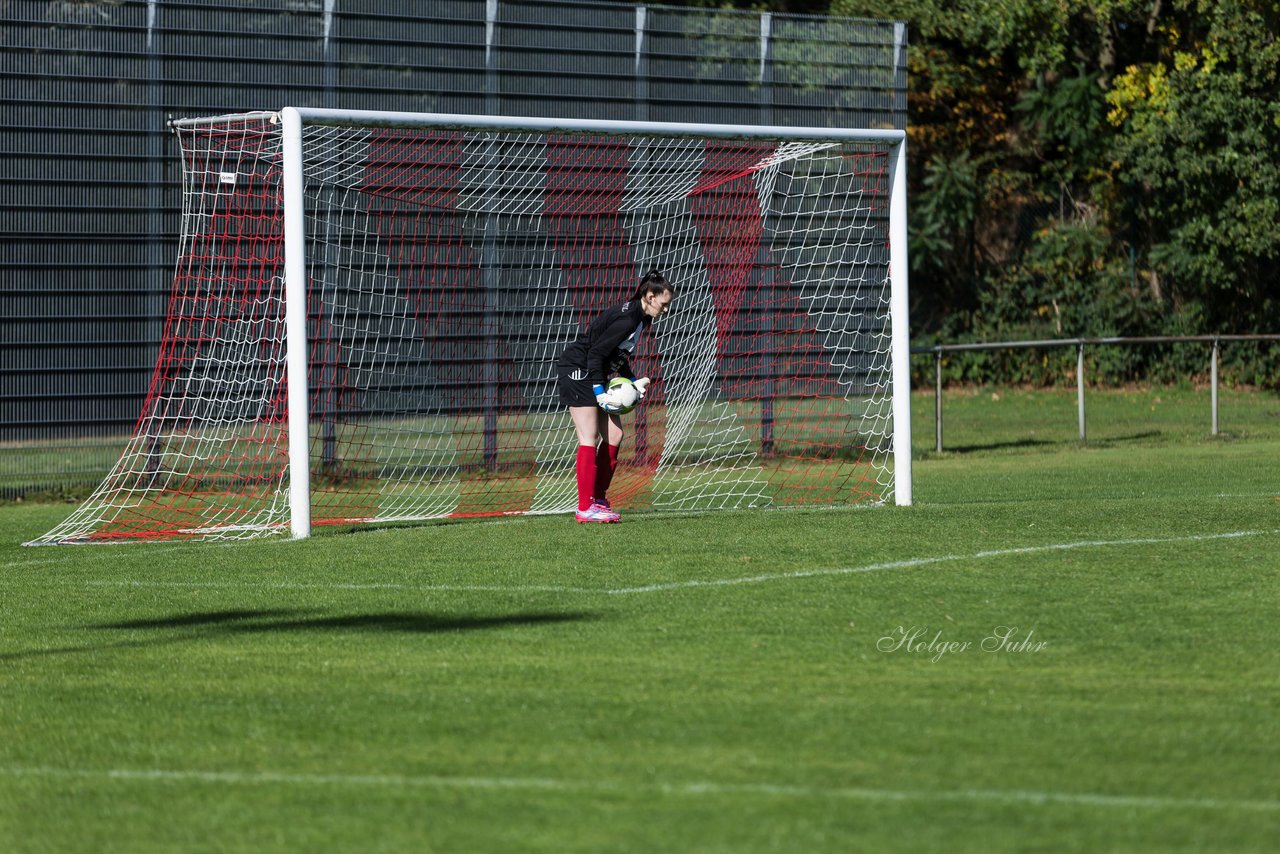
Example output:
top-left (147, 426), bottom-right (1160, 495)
top-left (28, 113), bottom-right (901, 544)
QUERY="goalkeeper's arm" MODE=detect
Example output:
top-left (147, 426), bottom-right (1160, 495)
top-left (584, 309), bottom-right (644, 386)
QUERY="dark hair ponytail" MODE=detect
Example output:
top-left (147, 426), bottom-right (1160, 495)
top-left (632, 269), bottom-right (675, 301)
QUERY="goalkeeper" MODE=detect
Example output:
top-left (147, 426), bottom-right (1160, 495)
top-left (555, 270), bottom-right (676, 523)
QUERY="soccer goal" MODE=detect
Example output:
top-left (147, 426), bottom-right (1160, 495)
top-left (27, 108), bottom-right (910, 545)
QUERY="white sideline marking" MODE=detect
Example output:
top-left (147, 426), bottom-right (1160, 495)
top-left (2, 544), bottom-right (204, 570)
top-left (604, 529), bottom-right (1279, 594)
top-left (83, 579), bottom-right (604, 595)
top-left (1, 765), bottom-right (1276, 813)
top-left (66, 528), bottom-right (1279, 597)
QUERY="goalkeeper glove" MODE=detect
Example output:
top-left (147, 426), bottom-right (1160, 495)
top-left (632, 377), bottom-right (651, 400)
top-left (593, 384), bottom-right (623, 413)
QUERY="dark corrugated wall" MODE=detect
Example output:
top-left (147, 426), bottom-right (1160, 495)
top-left (0, 0), bottom-right (906, 495)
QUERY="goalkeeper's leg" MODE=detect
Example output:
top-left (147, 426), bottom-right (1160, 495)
top-left (566, 405), bottom-right (619, 522)
top-left (561, 359), bottom-right (624, 522)
top-left (567, 406), bottom-right (600, 512)
top-left (560, 367), bottom-right (605, 515)
top-left (593, 413), bottom-right (624, 507)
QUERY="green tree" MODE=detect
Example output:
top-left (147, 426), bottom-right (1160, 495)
top-left (678, 1), bottom-right (1279, 381)
top-left (830, 0), bottom-right (1083, 328)
top-left (1107, 0), bottom-right (1280, 331)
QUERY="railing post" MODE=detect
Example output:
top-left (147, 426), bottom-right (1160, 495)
top-left (934, 348), bottom-right (943, 452)
top-left (1076, 342), bottom-right (1086, 442)
top-left (1211, 337), bottom-right (1220, 436)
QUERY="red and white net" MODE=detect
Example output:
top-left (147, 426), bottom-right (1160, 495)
top-left (30, 113), bottom-right (897, 544)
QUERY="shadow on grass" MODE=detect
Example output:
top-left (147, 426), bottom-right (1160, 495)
top-left (934, 430), bottom-right (1168, 455)
top-left (0, 608), bottom-right (597, 662)
top-left (933, 438), bottom-right (1057, 454)
top-left (98, 609), bottom-right (595, 635)
top-left (101, 609), bottom-right (300, 630)
top-left (1080, 430), bottom-right (1167, 446)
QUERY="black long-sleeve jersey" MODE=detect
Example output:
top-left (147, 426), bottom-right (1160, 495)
top-left (556, 299), bottom-right (650, 386)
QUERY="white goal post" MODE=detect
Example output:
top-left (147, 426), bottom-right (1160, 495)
top-left (28, 108), bottom-right (910, 545)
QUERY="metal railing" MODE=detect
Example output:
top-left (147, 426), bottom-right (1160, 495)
top-left (912, 335), bottom-right (1280, 452)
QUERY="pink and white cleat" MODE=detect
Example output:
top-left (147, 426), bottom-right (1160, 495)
top-left (575, 501), bottom-right (620, 523)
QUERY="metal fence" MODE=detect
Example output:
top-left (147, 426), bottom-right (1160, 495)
top-left (0, 0), bottom-right (907, 496)
top-left (915, 335), bottom-right (1280, 452)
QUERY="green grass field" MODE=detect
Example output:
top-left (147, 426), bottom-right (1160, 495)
top-left (1, 387), bottom-right (1278, 851)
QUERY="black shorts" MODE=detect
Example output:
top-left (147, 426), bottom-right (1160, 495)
top-left (556, 364), bottom-right (598, 408)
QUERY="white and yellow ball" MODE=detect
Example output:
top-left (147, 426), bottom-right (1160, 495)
top-left (607, 377), bottom-right (639, 414)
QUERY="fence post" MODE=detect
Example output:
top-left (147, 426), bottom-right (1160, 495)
top-left (634, 6), bottom-right (649, 121)
top-left (1076, 342), bottom-right (1086, 442)
top-left (1211, 337), bottom-right (1220, 436)
top-left (759, 13), bottom-right (774, 126)
top-left (934, 349), bottom-right (943, 452)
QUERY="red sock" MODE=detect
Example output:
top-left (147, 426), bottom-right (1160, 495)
top-left (593, 443), bottom-right (621, 502)
top-left (576, 445), bottom-right (597, 511)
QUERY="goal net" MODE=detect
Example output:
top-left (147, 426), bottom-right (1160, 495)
top-left (28, 109), bottom-right (910, 545)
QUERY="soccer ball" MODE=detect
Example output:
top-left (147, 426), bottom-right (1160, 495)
top-left (607, 377), bottom-right (639, 414)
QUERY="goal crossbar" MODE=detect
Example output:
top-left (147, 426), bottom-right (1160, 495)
top-left (174, 108), bottom-right (909, 143)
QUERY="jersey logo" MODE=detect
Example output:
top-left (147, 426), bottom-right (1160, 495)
top-left (569, 369), bottom-right (588, 381)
